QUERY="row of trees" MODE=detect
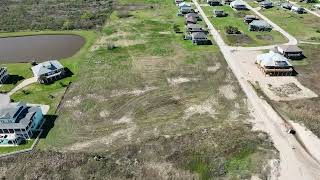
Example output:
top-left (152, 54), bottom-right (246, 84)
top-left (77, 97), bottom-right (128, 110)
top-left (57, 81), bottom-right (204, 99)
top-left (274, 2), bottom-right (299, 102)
top-left (0, 0), bottom-right (113, 32)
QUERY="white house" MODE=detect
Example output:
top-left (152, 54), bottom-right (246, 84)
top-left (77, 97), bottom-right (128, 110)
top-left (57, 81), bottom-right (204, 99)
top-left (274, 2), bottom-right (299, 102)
top-left (31, 60), bottom-right (65, 84)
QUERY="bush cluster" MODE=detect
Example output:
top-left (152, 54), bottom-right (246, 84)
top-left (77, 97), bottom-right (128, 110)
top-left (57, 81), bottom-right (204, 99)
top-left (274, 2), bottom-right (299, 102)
top-left (0, 0), bottom-right (112, 32)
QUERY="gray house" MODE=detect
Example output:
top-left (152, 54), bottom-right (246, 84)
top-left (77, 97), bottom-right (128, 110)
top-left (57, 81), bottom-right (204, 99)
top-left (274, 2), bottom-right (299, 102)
top-left (185, 16), bottom-right (198, 24)
top-left (244, 15), bottom-right (259, 23)
top-left (0, 67), bottom-right (8, 84)
top-left (191, 32), bottom-right (208, 45)
top-left (249, 20), bottom-right (272, 31)
top-left (185, 13), bottom-right (201, 20)
top-left (0, 102), bottom-right (43, 146)
top-left (214, 9), bottom-right (228, 17)
top-left (31, 60), bottom-right (65, 84)
top-left (207, 0), bottom-right (221, 6)
top-left (180, 6), bottom-right (194, 14)
top-left (260, 0), bottom-right (273, 8)
top-left (187, 24), bottom-right (203, 32)
top-left (276, 45), bottom-right (303, 59)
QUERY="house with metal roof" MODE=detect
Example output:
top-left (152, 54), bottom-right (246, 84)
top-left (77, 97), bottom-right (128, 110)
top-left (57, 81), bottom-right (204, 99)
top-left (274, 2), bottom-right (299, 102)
top-left (282, 2), bottom-right (293, 10)
top-left (249, 20), bottom-right (272, 31)
top-left (185, 16), bottom-right (198, 24)
top-left (0, 67), bottom-right (8, 84)
top-left (230, 0), bottom-right (247, 10)
top-left (191, 32), bottom-right (208, 45)
top-left (31, 60), bottom-right (65, 84)
top-left (256, 51), bottom-right (294, 76)
top-left (244, 15), bottom-right (259, 23)
top-left (0, 102), bottom-right (43, 146)
top-left (180, 6), bottom-right (194, 14)
top-left (178, 2), bottom-right (191, 8)
top-left (186, 24), bottom-right (204, 32)
top-left (185, 13), bottom-right (201, 20)
top-left (213, 9), bottom-right (228, 17)
top-left (275, 45), bottom-right (303, 59)
top-left (291, 6), bottom-right (306, 14)
top-left (207, 0), bottom-right (221, 6)
top-left (260, 0), bottom-right (273, 8)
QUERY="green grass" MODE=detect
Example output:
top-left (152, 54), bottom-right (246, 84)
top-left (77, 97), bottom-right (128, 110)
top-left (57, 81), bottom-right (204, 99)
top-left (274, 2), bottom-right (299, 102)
top-left (259, 7), bottom-right (320, 42)
top-left (0, 139), bottom-right (34, 154)
top-left (202, 6), bottom-right (287, 46)
top-left (3, 30), bottom-right (97, 114)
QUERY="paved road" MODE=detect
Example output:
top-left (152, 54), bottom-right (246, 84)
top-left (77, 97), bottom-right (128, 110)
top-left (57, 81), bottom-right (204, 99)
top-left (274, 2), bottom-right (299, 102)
top-left (7, 77), bottom-right (37, 96)
top-left (193, 0), bottom-right (320, 179)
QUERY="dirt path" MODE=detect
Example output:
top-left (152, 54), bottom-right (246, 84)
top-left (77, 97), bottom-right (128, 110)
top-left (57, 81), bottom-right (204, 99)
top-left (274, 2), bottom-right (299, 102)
top-left (7, 77), bottom-right (37, 96)
top-left (193, 0), bottom-right (320, 179)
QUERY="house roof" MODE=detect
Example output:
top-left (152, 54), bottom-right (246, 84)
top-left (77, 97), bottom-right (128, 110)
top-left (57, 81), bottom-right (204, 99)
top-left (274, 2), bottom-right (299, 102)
top-left (257, 52), bottom-right (292, 67)
top-left (244, 15), bottom-right (259, 19)
top-left (179, 2), bottom-right (191, 7)
top-left (230, 0), bottom-right (246, 6)
top-left (260, 0), bottom-right (272, 5)
top-left (0, 102), bottom-right (42, 129)
top-left (186, 16), bottom-right (197, 23)
top-left (185, 13), bottom-right (199, 18)
top-left (191, 32), bottom-right (207, 39)
top-left (187, 24), bottom-right (202, 29)
top-left (31, 60), bottom-right (64, 77)
top-left (278, 45), bottom-right (302, 53)
top-left (250, 20), bottom-right (272, 28)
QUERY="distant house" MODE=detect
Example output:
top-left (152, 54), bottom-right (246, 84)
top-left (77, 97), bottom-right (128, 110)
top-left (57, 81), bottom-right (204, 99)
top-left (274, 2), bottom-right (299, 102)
top-left (243, 15), bottom-right (259, 23)
top-left (0, 102), bottom-right (43, 146)
top-left (230, 0), bottom-right (247, 10)
top-left (275, 45), bottom-right (303, 59)
top-left (282, 2), bottom-right (293, 10)
top-left (291, 6), bottom-right (306, 14)
top-left (313, 4), bottom-right (320, 10)
top-left (213, 9), bottom-right (228, 17)
top-left (222, 0), bottom-right (233, 5)
top-left (0, 67), bottom-right (8, 84)
top-left (187, 24), bottom-right (204, 32)
top-left (31, 60), bottom-right (65, 84)
top-left (260, 0), bottom-right (273, 8)
top-left (175, 0), bottom-right (184, 5)
top-left (249, 20), bottom-right (272, 31)
top-left (207, 0), bottom-right (221, 6)
top-left (178, 2), bottom-right (191, 8)
top-left (185, 13), bottom-right (201, 20)
top-left (256, 51), bottom-right (294, 76)
top-left (185, 16), bottom-right (198, 24)
top-left (191, 32), bottom-right (208, 45)
top-left (180, 6), bottom-right (194, 14)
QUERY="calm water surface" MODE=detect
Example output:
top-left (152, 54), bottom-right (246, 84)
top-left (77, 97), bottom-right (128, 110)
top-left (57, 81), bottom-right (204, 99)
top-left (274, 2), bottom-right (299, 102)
top-left (0, 34), bottom-right (85, 63)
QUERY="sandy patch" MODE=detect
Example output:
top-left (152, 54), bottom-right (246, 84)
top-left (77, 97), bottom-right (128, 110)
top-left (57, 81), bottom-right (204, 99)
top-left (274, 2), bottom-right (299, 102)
top-left (159, 31), bottom-right (171, 35)
top-left (111, 86), bottom-right (158, 97)
top-left (219, 84), bottom-right (237, 100)
top-left (64, 95), bottom-right (82, 108)
top-left (184, 97), bottom-right (217, 119)
top-left (231, 50), bottom-right (318, 101)
top-left (86, 93), bottom-right (108, 102)
top-left (114, 115), bottom-right (132, 124)
top-left (207, 63), bottom-right (221, 72)
top-left (99, 110), bottom-right (110, 118)
top-left (167, 77), bottom-right (198, 86)
top-left (144, 162), bottom-right (198, 179)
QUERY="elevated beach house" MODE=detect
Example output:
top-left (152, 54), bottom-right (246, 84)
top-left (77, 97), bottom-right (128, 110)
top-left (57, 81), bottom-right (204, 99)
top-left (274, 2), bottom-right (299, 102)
top-left (275, 45), bottom-right (303, 59)
top-left (187, 24), bottom-right (204, 32)
top-left (249, 20), bottom-right (272, 31)
top-left (256, 51), bottom-right (294, 76)
top-left (31, 60), bottom-right (65, 84)
top-left (0, 67), bottom-right (8, 84)
top-left (191, 32), bottom-right (208, 45)
top-left (230, 0), bottom-right (247, 10)
top-left (0, 102), bottom-right (43, 146)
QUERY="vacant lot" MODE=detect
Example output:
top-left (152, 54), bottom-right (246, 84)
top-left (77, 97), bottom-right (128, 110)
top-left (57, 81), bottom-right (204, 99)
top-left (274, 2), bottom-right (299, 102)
top-left (259, 6), bottom-right (320, 42)
top-left (0, 0), bottom-right (112, 31)
top-left (0, 0), bottom-right (278, 179)
top-left (202, 5), bottom-right (287, 46)
top-left (271, 44), bottom-right (320, 137)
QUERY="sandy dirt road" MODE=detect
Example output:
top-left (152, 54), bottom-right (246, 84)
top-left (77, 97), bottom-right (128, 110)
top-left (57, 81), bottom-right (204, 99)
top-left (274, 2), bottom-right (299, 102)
top-left (193, 0), bottom-right (320, 179)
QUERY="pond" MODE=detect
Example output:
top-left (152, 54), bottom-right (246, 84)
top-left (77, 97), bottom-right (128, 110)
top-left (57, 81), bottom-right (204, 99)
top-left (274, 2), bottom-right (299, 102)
top-left (0, 34), bottom-right (85, 63)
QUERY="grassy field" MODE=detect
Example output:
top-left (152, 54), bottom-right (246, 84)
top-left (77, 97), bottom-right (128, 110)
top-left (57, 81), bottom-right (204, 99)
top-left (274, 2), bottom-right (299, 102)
top-left (202, 5), bottom-right (287, 46)
top-left (0, 0), bottom-right (278, 179)
top-left (0, 140), bottom-right (34, 154)
top-left (258, 6), bottom-right (320, 42)
top-left (1, 31), bottom-right (98, 114)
